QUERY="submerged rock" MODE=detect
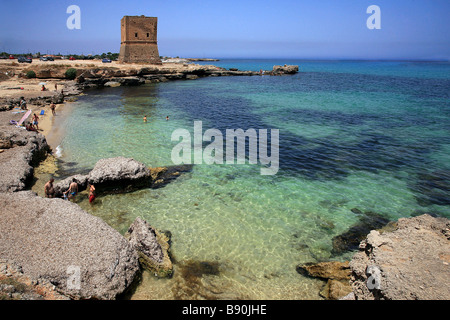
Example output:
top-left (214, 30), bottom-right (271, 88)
top-left (124, 217), bottom-right (173, 278)
top-left (170, 259), bottom-right (241, 300)
top-left (53, 157), bottom-right (151, 197)
top-left (149, 164), bottom-right (193, 189)
top-left (331, 211), bottom-right (391, 255)
top-left (349, 214), bottom-right (450, 300)
top-left (413, 170), bottom-right (450, 206)
top-left (296, 261), bottom-right (352, 300)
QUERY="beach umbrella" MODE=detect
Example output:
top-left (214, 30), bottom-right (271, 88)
top-left (39, 82), bottom-right (47, 86)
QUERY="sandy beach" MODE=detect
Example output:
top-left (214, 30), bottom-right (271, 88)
top-left (0, 96), bottom-right (65, 150)
top-left (0, 58), bottom-right (188, 148)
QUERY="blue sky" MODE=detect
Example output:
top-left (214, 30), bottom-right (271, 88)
top-left (0, 0), bottom-right (449, 60)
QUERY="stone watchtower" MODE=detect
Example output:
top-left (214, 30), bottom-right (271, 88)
top-left (118, 15), bottom-right (162, 65)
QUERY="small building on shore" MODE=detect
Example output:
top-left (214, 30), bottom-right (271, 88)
top-left (118, 15), bottom-right (162, 65)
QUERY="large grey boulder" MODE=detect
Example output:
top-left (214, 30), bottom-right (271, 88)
top-left (0, 191), bottom-right (140, 299)
top-left (51, 158), bottom-right (193, 200)
top-left (125, 217), bottom-right (173, 278)
top-left (52, 157), bottom-right (152, 197)
top-left (87, 157), bottom-right (151, 192)
top-left (296, 261), bottom-right (352, 300)
top-left (349, 214), bottom-right (450, 300)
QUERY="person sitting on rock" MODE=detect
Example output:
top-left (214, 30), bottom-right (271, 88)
top-left (25, 122), bottom-right (37, 132)
top-left (19, 97), bottom-right (27, 110)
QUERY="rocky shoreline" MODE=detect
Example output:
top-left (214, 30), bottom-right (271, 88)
top-left (0, 60), bottom-right (300, 300)
top-left (0, 156), bottom-right (182, 299)
top-left (297, 214), bottom-right (450, 300)
top-left (0, 61), bottom-right (299, 110)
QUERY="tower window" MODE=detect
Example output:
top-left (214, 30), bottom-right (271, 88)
top-left (147, 33), bottom-right (149, 37)
top-left (135, 33), bottom-right (138, 37)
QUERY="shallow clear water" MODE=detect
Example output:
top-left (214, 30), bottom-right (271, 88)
top-left (38, 60), bottom-right (450, 299)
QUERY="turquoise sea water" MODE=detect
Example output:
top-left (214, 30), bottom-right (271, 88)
top-left (47, 60), bottom-right (450, 299)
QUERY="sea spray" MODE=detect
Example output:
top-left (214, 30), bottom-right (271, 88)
top-left (55, 145), bottom-right (63, 158)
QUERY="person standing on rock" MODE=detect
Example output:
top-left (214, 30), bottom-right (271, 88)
top-left (44, 178), bottom-right (55, 198)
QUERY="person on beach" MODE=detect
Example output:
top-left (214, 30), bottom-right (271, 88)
top-left (65, 178), bottom-right (78, 201)
top-left (50, 103), bottom-right (56, 116)
top-left (32, 113), bottom-right (39, 130)
top-left (88, 184), bottom-right (96, 204)
top-left (19, 97), bottom-right (27, 110)
top-left (44, 178), bottom-right (55, 198)
top-left (143, 115), bottom-right (147, 123)
top-left (25, 122), bottom-right (37, 132)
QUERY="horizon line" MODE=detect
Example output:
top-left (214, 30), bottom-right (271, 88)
top-left (1, 51), bottom-right (448, 63)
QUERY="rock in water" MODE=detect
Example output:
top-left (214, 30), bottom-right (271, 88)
top-left (125, 217), bottom-right (173, 278)
top-left (296, 261), bottom-right (351, 280)
top-left (0, 191), bottom-right (140, 299)
top-left (272, 65), bottom-right (299, 75)
top-left (296, 261), bottom-right (352, 300)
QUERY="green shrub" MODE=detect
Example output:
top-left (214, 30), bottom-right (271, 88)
top-left (65, 68), bottom-right (77, 80)
top-left (26, 70), bottom-right (36, 78)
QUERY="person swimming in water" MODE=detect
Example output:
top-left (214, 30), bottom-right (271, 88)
top-left (143, 115), bottom-right (147, 122)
